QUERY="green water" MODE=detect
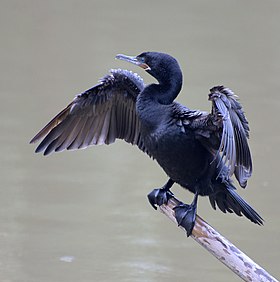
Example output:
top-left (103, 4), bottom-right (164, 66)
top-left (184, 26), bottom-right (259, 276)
top-left (0, 1), bottom-right (279, 281)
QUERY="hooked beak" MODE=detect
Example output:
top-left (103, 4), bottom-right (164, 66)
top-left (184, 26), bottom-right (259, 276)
top-left (115, 54), bottom-right (151, 71)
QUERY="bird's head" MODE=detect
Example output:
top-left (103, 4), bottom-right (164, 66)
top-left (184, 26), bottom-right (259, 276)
top-left (116, 52), bottom-right (182, 85)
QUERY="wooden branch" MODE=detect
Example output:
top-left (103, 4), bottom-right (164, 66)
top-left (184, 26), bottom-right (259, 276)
top-left (159, 197), bottom-right (278, 282)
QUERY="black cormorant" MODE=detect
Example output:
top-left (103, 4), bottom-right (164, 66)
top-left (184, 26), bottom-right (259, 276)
top-left (30, 52), bottom-right (263, 236)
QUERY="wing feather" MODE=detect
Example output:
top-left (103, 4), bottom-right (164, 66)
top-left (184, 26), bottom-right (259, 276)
top-left (209, 86), bottom-right (252, 187)
top-left (30, 69), bottom-right (147, 155)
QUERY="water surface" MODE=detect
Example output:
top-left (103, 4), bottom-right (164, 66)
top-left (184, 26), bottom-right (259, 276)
top-left (0, 1), bottom-right (279, 281)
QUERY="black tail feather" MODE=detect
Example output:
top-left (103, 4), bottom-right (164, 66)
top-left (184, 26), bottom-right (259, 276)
top-left (209, 185), bottom-right (263, 225)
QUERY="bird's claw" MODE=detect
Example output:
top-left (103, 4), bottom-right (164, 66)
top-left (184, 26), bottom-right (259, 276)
top-left (173, 203), bottom-right (196, 237)
top-left (147, 188), bottom-right (174, 210)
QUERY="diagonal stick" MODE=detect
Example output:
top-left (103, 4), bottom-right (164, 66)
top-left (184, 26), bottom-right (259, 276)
top-left (159, 197), bottom-right (278, 282)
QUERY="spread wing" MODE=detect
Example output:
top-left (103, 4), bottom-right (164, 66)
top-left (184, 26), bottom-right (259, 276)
top-left (30, 69), bottom-right (147, 155)
top-left (173, 86), bottom-right (252, 188)
top-left (208, 86), bottom-right (252, 188)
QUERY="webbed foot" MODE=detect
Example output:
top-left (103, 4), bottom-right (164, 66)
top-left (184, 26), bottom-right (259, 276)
top-left (147, 188), bottom-right (174, 210)
top-left (147, 179), bottom-right (175, 210)
top-left (173, 203), bottom-right (197, 237)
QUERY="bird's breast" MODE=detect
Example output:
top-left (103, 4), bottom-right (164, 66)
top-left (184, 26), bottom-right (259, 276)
top-left (136, 98), bottom-right (215, 191)
top-left (142, 123), bottom-right (214, 190)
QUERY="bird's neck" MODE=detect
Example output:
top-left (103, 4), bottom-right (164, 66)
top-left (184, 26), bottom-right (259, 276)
top-left (136, 74), bottom-right (182, 133)
top-left (141, 73), bottom-right (183, 105)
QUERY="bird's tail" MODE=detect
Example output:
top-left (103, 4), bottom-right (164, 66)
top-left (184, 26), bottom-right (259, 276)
top-left (209, 184), bottom-right (263, 225)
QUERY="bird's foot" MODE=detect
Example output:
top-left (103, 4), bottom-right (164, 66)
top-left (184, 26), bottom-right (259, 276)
top-left (147, 188), bottom-right (174, 210)
top-left (173, 203), bottom-right (197, 237)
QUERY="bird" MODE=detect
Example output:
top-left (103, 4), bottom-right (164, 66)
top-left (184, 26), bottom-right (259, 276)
top-left (30, 51), bottom-right (263, 236)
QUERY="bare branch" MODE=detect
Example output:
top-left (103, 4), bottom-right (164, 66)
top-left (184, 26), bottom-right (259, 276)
top-left (159, 197), bottom-right (278, 282)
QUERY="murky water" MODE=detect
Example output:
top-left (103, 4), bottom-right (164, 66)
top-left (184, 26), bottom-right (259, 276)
top-left (1, 1), bottom-right (279, 281)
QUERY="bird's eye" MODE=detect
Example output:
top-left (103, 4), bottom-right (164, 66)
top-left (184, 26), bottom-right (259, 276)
top-left (136, 56), bottom-right (146, 63)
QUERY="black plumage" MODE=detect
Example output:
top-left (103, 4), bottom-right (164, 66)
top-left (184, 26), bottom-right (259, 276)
top-left (30, 52), bottom-right (263, 236)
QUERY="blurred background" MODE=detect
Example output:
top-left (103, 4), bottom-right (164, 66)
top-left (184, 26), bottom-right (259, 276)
top-left (0, 1), bottom-right (279, 281)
